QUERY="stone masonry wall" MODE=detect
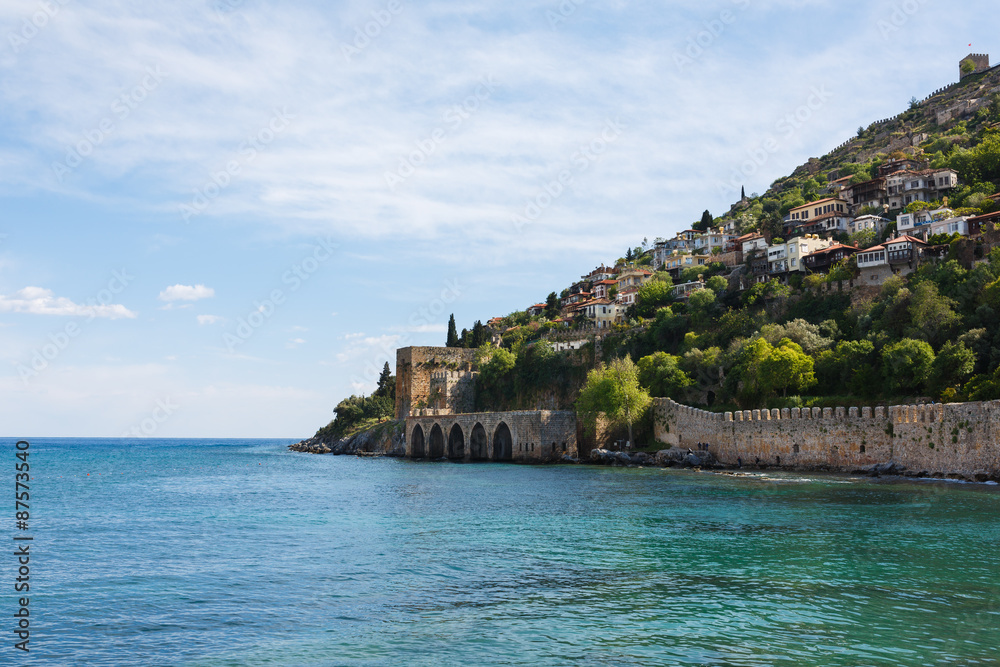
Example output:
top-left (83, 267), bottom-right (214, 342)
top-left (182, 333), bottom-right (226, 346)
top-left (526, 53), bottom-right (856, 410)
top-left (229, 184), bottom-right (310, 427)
top-left (405, 410), bottom-right (578, 462)
top-left (395, 346), bottom-right (477, 419)
top-left (654, 398), bottom-right (1000, 479)
top-left (428, 370), bottom-right (477, 414)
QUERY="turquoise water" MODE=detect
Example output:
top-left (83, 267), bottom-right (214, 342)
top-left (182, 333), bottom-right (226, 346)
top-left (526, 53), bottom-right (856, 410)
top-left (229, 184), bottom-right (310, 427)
top-left (10, 438), bottom-right (1000, 665)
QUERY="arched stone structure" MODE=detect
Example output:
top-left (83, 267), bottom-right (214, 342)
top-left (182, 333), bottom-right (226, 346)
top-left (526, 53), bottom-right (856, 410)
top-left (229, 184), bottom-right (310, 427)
top-left (404, 411), bottom-right (577, 463)
top-left (447, 424), bottom-right (465, 460)
top-left (410, 424), bottom-right (425, 459)
top-left (492, 422), bottom-right (512, 461)
top-left (469, 423), bottom-right (488, 461)
top-left (428, 424), bottom-right (445, 459)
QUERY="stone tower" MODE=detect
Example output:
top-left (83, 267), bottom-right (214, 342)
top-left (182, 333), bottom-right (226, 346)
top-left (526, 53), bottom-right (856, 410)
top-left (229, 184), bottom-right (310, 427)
top-left (395, 346), bottom-right (477, 419)
top-left (960, 53), bottom-right (990, 79)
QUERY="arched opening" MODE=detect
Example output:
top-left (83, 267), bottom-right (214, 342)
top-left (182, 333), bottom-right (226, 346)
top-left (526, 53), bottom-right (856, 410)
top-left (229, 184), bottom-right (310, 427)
top-left (447, 423), bottom-right (465, 460)
top-left (492, 422), bottom-right (512, 461)
top-left (470, 423), bottom-right (488, 461)
top-left (410, 424), bottom-right (425, 458)
top-left (428, 424), bottom-right (445, 459)
top-left (706, 390), bottom-right (716, 407)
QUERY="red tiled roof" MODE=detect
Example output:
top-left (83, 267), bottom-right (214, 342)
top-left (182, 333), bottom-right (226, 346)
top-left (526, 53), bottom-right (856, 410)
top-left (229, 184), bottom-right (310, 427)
top-left (886, 235), bottom-right (927, 245)
top-left (805, 243), bottom-right (858, 257)
top-left (792, 197), bottom-right (848, 209)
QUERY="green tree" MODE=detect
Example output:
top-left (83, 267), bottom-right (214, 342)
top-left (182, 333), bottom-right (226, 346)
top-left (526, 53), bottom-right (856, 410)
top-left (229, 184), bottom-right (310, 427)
top-left (470, 320), bottom-right (487, 348)
top-left (929, 341), bottom-right (976, 398)
top-left (688, 288), bottom-right (717, 329)
top-left (906, 281), bottom-right (960, 347)
top-left (881, 338), bottom-right (935, 395)
top-left (815, 339), bottom-right (878, 396)
top-left (446, 314), bottom-right (459, 347)
top-left (726, 337), bottom-right (772, 407)
top-left (636, 280), bottom-right (674, 318)
top-left (374, 362), bottom-right (395, 401)
top-left (694, 209), bottom-right (714, 231)
top-left (705, 275), bottom-right (728, 294)
top-left (637, 351), bottom-right (693, 399)
top-left (759, 338), bottom-right (816, 397)
top-left (576, 356), bottom-right (652, 447)
top-left (544, 292), bottom-right (560, 318)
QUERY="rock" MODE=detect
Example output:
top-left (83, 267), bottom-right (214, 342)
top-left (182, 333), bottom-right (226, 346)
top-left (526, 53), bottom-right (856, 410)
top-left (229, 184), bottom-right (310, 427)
top-left (289, 420), bottom-right (406, 456)
top-left (655, 449), bottom-right (686, 466)
top-left (869, 461), bottom-right (906, 476)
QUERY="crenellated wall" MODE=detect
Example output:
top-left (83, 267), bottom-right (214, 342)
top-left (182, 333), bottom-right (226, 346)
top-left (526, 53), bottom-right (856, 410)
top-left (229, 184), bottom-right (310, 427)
top-left (395, 346), bottom-right (477, 419)
top-left (654, 398), bottom-right (1000, 479)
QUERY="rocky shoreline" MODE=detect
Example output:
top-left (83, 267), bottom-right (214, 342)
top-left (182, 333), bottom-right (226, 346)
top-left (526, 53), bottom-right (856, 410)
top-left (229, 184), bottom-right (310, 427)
top-left (289, 420), bottom-right (406, 457)
top-left (288, 431), bottom-right (997, 483)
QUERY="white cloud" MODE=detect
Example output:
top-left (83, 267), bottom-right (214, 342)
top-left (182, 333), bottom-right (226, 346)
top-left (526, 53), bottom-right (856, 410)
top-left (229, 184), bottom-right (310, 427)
top-left (196, 314), bottom-right (223, 325)
top-left (0, 287), bottom-right (136, 319)
top-left (286, 337), bottom-right (306, 348)
top-left (159, 284), bottom-right (215, 302)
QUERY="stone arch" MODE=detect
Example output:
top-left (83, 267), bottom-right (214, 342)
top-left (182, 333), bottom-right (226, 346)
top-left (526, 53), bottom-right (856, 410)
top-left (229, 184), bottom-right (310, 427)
top-left (470, 423), bottom-right (488, 461)
top-left (447, 423), bottom-right (465, 460)
top-left (492, 422), bottom-right (512, 461)
top-left (428, 423), bottom-right (445, 459)
top-left (410, 424), bottom-right (425, 458)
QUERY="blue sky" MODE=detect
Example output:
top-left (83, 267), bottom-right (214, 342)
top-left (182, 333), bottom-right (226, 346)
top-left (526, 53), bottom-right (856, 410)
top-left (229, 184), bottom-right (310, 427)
top-left (0, 0), bottom-right (992, 437)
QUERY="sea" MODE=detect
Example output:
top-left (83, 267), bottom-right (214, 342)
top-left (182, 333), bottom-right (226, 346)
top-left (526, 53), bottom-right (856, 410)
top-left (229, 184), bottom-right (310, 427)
top-left (7, 437), bottom-right (1000, 666)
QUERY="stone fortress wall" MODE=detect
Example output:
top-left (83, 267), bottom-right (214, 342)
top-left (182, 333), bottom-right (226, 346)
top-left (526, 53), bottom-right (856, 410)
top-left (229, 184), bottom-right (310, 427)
top-left (395, 346), bottom-right (477, 419)
top-left (654, 398), bottom-right (1000, 480)
top-left (405, 411), bottom-right (578, 463)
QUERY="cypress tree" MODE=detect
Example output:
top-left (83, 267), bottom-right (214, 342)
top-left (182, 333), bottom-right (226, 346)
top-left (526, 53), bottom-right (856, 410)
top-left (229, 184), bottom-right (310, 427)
top-left (446, 314), bottom-right (459, 347)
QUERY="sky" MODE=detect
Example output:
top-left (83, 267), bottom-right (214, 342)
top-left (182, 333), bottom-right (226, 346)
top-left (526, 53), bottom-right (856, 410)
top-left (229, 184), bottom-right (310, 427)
top-left (0, 0), bottom-right (993, 437)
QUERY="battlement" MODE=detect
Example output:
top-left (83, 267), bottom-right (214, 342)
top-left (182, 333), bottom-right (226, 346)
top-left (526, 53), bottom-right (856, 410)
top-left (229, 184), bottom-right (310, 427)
top-left (961, 53), bottom-right (990, 79)
top-left (429, 370), bottom-right (477, 381)
top-left (655, 397), bottom-right (1000, 480)
top-left (395, 346), bottom-right (477, 419)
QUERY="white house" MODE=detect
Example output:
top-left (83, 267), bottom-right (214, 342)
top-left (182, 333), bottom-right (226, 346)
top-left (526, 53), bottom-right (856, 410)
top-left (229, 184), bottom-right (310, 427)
top-left (897, 206), bottom-right (953, 234)
top-left (849, 215), bottom-right (890, 236)
top-left (856, 245), bottom-right (887, 268)
top-left (581, 299), bottom-right (620, 328)
top-left (925, 215), bottom-right (972, 239)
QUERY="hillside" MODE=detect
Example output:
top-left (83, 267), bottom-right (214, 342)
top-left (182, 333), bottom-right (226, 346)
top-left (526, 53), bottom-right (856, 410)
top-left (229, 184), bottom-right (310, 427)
top-left (453, 60), bottom-right (1000, 417)
top-left (312, 59), bottom-right (1000, 444)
